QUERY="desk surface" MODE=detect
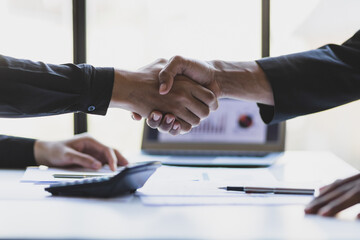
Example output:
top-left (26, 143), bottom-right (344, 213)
top-left (0, 151), bottom-right (359, 240)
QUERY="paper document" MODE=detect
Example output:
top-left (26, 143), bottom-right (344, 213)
top-left (21, 165), bottom-right (122, 184)
top-left (136, 165), bottom-right (315, 206)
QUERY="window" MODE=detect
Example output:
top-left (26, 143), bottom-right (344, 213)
top-left (271, 0), bottom-right (360, 169)
top-left (0, 0), bottom-right (73, 141)
top-left (86, 0), bottom-right (261, 152)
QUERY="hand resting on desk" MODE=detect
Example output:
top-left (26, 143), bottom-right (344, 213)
top-left (34, 134), bottom-right (128, 171)
top-left (305, 173), bottom-right (360, 218)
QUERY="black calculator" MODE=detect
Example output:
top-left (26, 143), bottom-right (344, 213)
top-left (45, 161), bottom-right (161, 198)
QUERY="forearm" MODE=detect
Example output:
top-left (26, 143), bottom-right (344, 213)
top-left (211, 60), bottom-right (274, 105)
top-left (0, 135), bottom-right (37, 169)
top-left (0, 54), bottom-right (114, 117)
top-left (256, 30), bottom-right (360, 123)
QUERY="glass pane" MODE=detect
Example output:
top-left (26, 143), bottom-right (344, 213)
top-left (0, 0), bottom-right (73, 141)
top-left (271, 0), bottom-right (360, 169)
top-left (86, 0), bottom-right (261, 152)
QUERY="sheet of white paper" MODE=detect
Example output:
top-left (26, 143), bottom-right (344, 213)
top-left (140, 195), bottom-right (314, 206)
top-left (137, 165), bottom-right (316, 206)
top-left (21, 165), bottom-right (122, 184)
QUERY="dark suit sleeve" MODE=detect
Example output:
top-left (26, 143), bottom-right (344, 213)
top-left (0, 135), bottom-right (36, 169)
top-left (0, 55), bottom-right (115, 168)
top-left (256, 30), bottom-right (360, 124)
top-left (0, 54), bottom-right (114, 117)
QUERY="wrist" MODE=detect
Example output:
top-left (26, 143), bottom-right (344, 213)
top-left (109, 69), bottom-right (134, 110)
top-left (110, 69), bottom-right (156, 117)
top-left (212, 61), bottom-right (274, 105)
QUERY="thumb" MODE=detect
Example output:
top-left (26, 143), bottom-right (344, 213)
top-left (158, 68), bottom-right (175, 95)
top-left (158, 55), bottom-right (187, 95)
top-left (67, 150), bottom-right (102, 170)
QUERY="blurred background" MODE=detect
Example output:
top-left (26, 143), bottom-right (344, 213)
top-left (0, 0), bottom-right (360, 169)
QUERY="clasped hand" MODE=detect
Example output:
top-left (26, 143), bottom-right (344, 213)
top-left (110, 58), bottom-right (219, 135)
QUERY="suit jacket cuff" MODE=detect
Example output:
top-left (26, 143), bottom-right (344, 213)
top-left (79, 66), bottom-right (114, 116)
top-left (0, 136), bottom-right (37, 169)
top-left (256, 58), bottom-right (292, 124)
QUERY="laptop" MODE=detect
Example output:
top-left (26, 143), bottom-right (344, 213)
top-left (141, 99), bottom-right (285, 167)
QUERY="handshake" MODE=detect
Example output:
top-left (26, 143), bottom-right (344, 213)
top-left (110, 56), bottom-right (275, 135)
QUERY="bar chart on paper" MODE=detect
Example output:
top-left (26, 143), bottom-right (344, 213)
top-left (190, 114), bottom-right (226, 134)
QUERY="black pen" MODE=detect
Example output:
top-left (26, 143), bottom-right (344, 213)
top-left (219, 186), bottom-right (315, 195)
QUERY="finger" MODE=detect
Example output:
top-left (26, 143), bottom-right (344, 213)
top-left (159, 56), bottom-right (188, 95)
top-left (146, 111), bottom-right (163, 129)
top-left (184, 97), bottom-right (211, 121)
top-left (67, 150), bottom-right (102, 170)
top-left (156, 114), bottom-right (176, 132)
top-left (80, 137), bottom-right (119, 170)
top-left (305, 183), bottom-right (354, 214)
top-left (114, 149), bottom-right (128, 166)
top-left (102, 147), bottom-right (118, 171)
top-left (176, 118), bottom-right (192, 134)
top-left (132, 112), bottom-right (142, 121)
top-left (169, 121), bottom-right (181, 135)
top-left (191, 86), bottom-right (219, 112)
top-left (171, 75), bottom-right (214, 124)
top-left (320, 174), bottom-right (360, 196)
top-left (319, 181), bottom-right (338, 194)
top-left (317, 187), bottom-right (360, 217)
top-left (181, 108), bottom-right (201, 127)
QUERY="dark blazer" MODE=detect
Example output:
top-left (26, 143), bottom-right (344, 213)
top-left (0, 55), bottom-right (114, 168)
top-left (257, 30), bottom-right (360, 124)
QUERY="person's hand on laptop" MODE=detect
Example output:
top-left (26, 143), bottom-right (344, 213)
top-left (135, 56), bottom-right (274, 135)
top-left (111, 59), bottom-right (218, 134)
top-left (304, 173), bottom-right (360, 218)
top-left (34, 134), bottom-right (128, 171)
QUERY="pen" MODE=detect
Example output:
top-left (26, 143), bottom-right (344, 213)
top-left (53, 174), bottom-right (108, 179)
top-left (219, 186), bottom-right (315, 195)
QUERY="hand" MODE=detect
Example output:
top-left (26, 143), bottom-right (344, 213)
top-left (305, 173), bottom-right (360, 218)
top-left (34, 134), bottom-right (128, 171)
top-left (158, 56), bottom-right (273, 104)
top-left (149, 56), bottom-right (274, 134)
top-left (132, 56), bottom-right (219, 135)
top-left (158, 56), bottom-right (221, 97)
top-left (111, 59), bottom-right (218, 133)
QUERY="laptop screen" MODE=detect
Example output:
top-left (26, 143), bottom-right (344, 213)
top-left (142, 99), bottom-right (285, 155)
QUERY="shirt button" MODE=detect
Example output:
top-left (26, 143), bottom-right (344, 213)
top-left (88, 106), bottom-right (96, 112)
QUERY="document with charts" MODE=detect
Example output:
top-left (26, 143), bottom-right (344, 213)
top-left (158, 99), bottom-right (267, 143)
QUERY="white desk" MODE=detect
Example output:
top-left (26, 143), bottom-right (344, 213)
top-left (0, 151), bottom-right (359, 240)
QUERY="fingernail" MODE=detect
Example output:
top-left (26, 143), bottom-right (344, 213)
top-left (159, 83), bottom-right (167, 93)
top-left (173, 123), bottom-right (180, 130)
top-left (318, 209), bottom-right (329, 216)
top-left (152, 113), bottom-right (160, 121)
top-left (131, 114), bottom-right (135, 120)
top-left (166, 117), bottom-right (173, 124)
